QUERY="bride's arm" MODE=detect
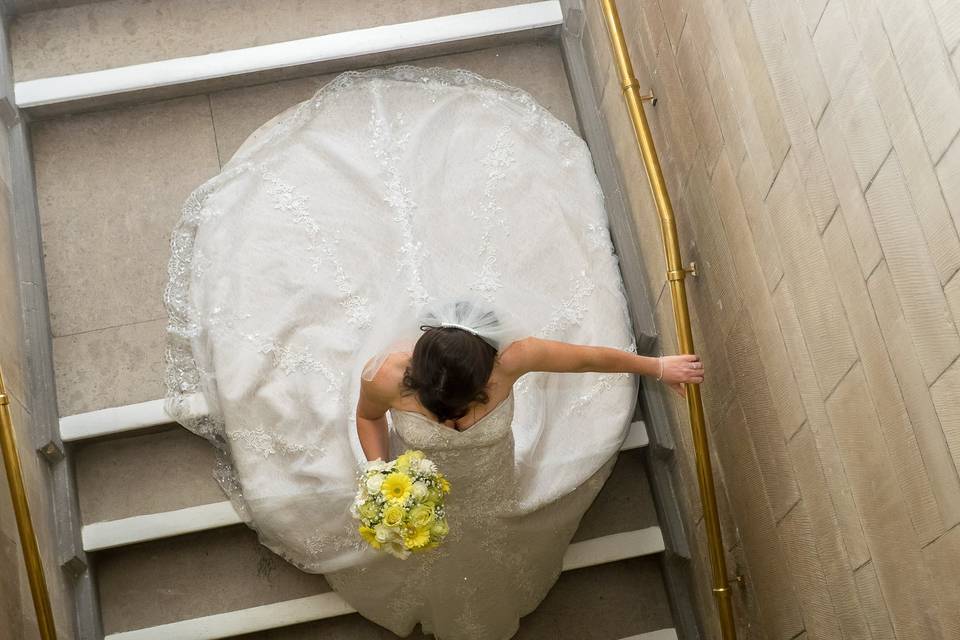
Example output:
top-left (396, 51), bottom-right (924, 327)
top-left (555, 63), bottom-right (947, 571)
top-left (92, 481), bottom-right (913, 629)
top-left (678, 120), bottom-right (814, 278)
top-left (356, 374), bottom-right (395, 462)
top-left (500, 337), bottom-right (704, 395)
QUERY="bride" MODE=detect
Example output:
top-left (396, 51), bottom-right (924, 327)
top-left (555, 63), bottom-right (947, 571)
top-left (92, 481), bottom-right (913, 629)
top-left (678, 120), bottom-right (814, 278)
top-left (164, 65), bottom-right (702, 639)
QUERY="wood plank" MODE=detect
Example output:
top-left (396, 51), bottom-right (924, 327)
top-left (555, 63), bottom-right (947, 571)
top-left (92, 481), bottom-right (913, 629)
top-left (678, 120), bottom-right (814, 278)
top-left (864, 152), bottom-right (960, 384)
top-left (922, 524), bottom-right (960, 639)
top-left (872, 0), bottom-right (960, 161)
top-left (816, 105), bottom-right (882, 276)
top-left (930, 361), bottom-right (960, 484)
top-left (787, 425), bottom-right (872, 639)
top-left (853, 561), bottom-right (896, 640)
top-left (765, 153), bottom-right (858, 395)
top-left (777, 500), bottom-right (843, 640)
top-left (825, 364), bottom-right (945, 638)
top-left (712, 153), bottom-right (805, 438)
top-left (823, 214), bottom-right (955, 538)
top-left (772, 282), bottom-right (870, 569)
top-left (713, 400), bottom-right (804, 639)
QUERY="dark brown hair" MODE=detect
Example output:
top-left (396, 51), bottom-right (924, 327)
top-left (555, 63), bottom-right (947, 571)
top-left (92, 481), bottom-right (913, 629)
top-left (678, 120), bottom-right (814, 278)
top-left (401, 326), bottom-right (498, 424)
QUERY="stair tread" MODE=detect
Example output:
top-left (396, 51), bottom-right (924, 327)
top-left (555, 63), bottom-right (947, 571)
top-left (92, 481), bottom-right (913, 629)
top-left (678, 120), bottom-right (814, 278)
top-left (100, 535), bottom-right (670, 638)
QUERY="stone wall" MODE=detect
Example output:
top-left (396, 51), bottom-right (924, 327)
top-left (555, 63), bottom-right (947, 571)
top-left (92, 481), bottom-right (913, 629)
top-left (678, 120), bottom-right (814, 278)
top-left (581, 0), bottom-right (960, 637)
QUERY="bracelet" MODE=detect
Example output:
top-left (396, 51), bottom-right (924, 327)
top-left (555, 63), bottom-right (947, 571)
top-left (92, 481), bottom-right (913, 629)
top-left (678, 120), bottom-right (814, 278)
top-left (656, 355), bottom-right (664, 382)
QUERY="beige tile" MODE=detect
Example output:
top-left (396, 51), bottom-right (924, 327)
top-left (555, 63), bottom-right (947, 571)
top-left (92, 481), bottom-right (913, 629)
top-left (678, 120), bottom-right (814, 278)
top-left (864, 152), bottom-right (960, 384)
top-left (923, 524), bottom-right (960, 638)
top-left (931, 361), bottom-right (960, 483)
top-left (852, 561), bottom-right (897, 640)
top-left (423, 42), bottom-right (581, 132)
top-left (787, 425), bottom-right (872, 639)
top-left (52, 318), bottom-right (167, 416)
top-left (874, 0), bottom-right (960, 161)
top-left (10, 0), bottom-right (527, 80)
top-left (825, 364), bottom-right (946, 638)
top-left (816, 106), bottom-right (883, 276)
top-left (772, 281), bottom-right (870, 568)
top-left (210, 75), bottom-right (335, 165)
top-left (74, 427), bottom-right (223, 524)
top-left (765, 154), bottom-right (858, 395)
top-left (712, 153), bottom-right (805, 438)
top-left (32, 95), bottom-right (220, 337)
top-left (713, 400), bottom-right (804, 639)
top-left (723, 313), bottom-right (801, 522)
top-left (777, 500), bottom-right (843, 640)
top-left (0, 182), bottom-right (26, 408)
top-left (658, 0), bottom-right (687, 53)
top-left (823, 213), bottom-right (954, 538)
top-left (701, 42), bottom-right (748, 169)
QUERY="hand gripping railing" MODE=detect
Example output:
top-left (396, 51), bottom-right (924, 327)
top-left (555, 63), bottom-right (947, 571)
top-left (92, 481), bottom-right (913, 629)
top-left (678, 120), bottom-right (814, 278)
top-left (599, 1), bottom-right (738, 637)
top-left (1, 366), bottom-right (58, 639)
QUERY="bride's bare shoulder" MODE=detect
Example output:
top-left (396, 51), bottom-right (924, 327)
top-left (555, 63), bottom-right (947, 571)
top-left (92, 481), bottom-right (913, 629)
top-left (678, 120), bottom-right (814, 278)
top-left (361, 352), bottom-right (410, 401)
top-left (497, 337), bottom-right (537, 377)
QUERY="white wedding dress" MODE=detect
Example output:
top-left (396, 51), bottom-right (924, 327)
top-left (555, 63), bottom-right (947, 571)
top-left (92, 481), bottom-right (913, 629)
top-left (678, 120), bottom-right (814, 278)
top-left (164, 66), bottom-right (639, 639)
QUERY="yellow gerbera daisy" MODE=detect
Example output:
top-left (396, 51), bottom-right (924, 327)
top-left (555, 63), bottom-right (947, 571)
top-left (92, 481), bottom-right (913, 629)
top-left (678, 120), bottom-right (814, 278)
top-left (381, 472), bottom-right (413, 502)
top-left (403, 526), bottom-right (431, 549)
top-left (438, 476), bottom-right (451, 494)
top-left (358, 526), bottom-right (381, 549)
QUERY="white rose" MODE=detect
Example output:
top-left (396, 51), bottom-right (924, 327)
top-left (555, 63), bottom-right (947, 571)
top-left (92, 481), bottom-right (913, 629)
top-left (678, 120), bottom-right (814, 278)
top-left (411, 481), bottom-right (429, 499)
top-left (366, 459), bottom-right (387, 472)
top-left (374, 523), bottom-right (393, 543)
top-left (366, 474), bottom-right (385, 494)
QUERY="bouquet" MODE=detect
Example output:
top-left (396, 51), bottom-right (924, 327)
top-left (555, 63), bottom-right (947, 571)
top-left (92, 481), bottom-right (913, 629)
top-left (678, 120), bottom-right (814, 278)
top-left (351, 449), bottom-right (451, 559)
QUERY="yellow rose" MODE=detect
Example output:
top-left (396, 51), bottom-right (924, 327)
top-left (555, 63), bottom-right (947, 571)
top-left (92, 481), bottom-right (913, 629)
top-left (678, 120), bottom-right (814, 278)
top-left (438, 476), bottom-right (451, 494)
top-left (358, 526), bottom-right (381, 549)
top-left (395, 453), bottom-right (411, 471)
top-left (408, 504), bottom-right (435, 529)
top-left (381, 472), bottom-right (413, 503)
top-left (382, 503), bottom-right (406, 528)
top-left (403, 526), bottom-right (431, 549)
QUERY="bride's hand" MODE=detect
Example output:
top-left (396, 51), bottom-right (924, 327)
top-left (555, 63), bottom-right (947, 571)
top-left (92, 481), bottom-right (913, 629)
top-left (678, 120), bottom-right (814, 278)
top-left (659, 354), bottom-right (704, 397)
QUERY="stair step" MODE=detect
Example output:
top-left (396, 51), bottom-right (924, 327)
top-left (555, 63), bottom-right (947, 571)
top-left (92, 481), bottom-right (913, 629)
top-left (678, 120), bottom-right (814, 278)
top-left (99, 529), bottom-right (667, 639)
top-left (15, 1), bottom-right (562, 117)
top-left (80, 429), bottom-right (650, 551)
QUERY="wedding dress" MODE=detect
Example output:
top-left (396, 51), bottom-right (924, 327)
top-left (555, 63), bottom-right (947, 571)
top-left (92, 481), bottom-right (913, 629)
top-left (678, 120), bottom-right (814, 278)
top-left (164, 66), bottom-right (639, 639)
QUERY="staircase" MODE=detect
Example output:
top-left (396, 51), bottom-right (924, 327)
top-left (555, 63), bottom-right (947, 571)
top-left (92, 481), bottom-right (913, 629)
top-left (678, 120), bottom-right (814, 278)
top-left (8, 1), bottom-right (700, 637)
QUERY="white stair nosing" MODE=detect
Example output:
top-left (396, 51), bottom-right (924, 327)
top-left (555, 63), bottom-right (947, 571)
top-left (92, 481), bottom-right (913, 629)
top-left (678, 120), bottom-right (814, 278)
top-left (102, 528), bottom-right (664, 640)
top-left (619, 630), bottom-right (680, 640)
top-left (15, 1), bottom-right (562, 109)
top-left (59, 395), bottom-right (208, 442)
top-left (80, 420), bottom-right (648, 551)
top-left (82, 501), bottom-right (243, 552)
top-left (61, 395), bottom-right (647, 447)
top-left (561, 527), bottom-right (664, 571)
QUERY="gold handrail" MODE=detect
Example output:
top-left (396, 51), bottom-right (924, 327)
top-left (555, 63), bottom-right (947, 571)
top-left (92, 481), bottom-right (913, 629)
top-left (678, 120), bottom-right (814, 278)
top-left (1, 366), bottom-right (58, 640)
top-left (599, 1), bottom-right (738, 638)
